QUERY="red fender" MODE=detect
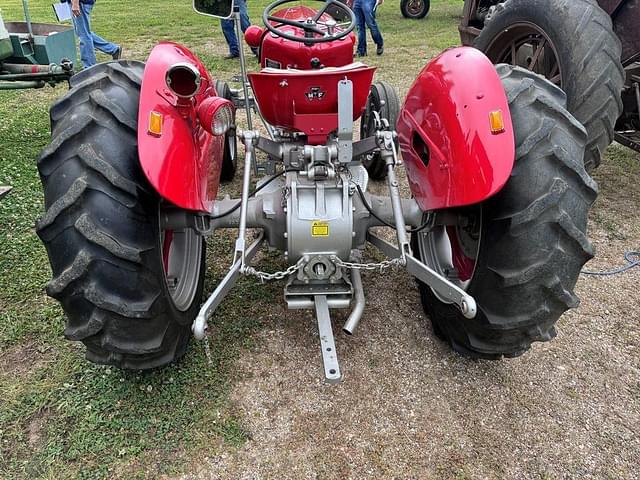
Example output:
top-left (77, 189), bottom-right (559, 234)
top-left (396, 47), bottom-right (515, 212)
top-left (138, 42), bottom-right (225, 212)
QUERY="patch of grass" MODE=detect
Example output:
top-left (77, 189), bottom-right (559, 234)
top-left (591, 143), bottom-right (640, 239)
top-left (0, 73), bottom-right (278, 476)
top-left (591, 210), bottom-right (627, 241)
top-left (0, 282), bottom-right (267, 478)
top-left (0, 90), bottom-right (56, 347)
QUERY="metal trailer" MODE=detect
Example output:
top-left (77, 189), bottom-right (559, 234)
top-left (0, 0), bottom-right (75, 90)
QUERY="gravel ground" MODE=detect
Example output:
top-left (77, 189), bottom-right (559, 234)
top-left (176, 143), bottom-right (640, 479)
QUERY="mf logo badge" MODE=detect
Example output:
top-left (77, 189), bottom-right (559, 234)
top-left (305, 87), bottom-right (326, 101)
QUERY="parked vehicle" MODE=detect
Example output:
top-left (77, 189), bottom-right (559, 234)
top-left (459, 0), bottom-right (638, 168)
top-left (400, 0), bottom-right (430, 18)
top-left (0, 1), bottom-right (75, 90)
top-left (36, 0), bottom-right (608, 382)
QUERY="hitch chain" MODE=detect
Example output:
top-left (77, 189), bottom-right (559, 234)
top-left (331, 255), bottom-right (406, 272)
top-left (241, 257), bottom-right (305, 282)
top-left (241, 254), bottom-right (406, 282)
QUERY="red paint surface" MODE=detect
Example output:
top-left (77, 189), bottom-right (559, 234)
top-left (244, 25), bottom-right (264, 49)
top-left (397, 47), bottom-right (515, 211)
top-left (260, 6), bottom-right (355, 70)
top-left (447, 226), bottom-right (475, 282)
top-left (138, 42), bottom-right (225, 212)
top-left (249, 65), bottom-right (375, 144)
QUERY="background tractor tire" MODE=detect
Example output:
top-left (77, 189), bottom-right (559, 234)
top-left (215, 79), bottom-right (238, 182)
top-left (473, 0), bottom-right (624, 171)
top-left (413, 65), bottom-right (598, 359)
top-left (359, 80), bottom-right (400, 180)
top-left (36, 61), bottom-right (206, 370)
top-left (400, 0), bottom-right (430, 19)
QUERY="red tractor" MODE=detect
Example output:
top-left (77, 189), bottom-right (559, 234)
top-left (36, 0), bottom-right (606, 382)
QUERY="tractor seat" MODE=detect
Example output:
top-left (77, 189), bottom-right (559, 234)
top-left (247, 62), bottom-right (376, 144)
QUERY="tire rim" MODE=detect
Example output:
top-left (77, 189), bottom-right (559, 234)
top-left (484, 22), bottom-right (563, 86)
top-left (406, 0), bottom-right (425, 16)
top-left (417, 207), bottom-right (482, 303)
top-left (160, 221), bottom-right (202, 312)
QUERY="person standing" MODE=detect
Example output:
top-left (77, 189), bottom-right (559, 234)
top-left (353, 0), bottom-right (384, 56)
top-left (221, 0), bottom-right (251, 59)
top-left (66, 0), bottom-right (122, 69)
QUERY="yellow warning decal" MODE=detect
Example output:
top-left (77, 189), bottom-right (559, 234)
top-left (311, 221), bottom-right (329, 237)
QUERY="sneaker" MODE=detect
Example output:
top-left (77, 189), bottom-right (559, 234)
top-left (224, 53), bottom-right (239, 60)
top-left (356, 51), bottom-right (367, 57)
top-left (376, 44), bottom-right (384, 56)
top-left (112, 46), bottom-right (122, 60)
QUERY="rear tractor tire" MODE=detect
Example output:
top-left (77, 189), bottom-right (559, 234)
top-left (36, 61), bottom-right (206, 370)
top-left (359, 80), bottom-right (400, 180)
top-left (413, 65), bottom-right (598, 359)
top-left (474, 0), bottom-right (624, 171)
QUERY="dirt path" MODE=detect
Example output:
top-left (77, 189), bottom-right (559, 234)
top-left (176, 145), bottom-right (640, 479)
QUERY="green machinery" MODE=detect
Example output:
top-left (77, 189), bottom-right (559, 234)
top-left (0, 0), bottom-right (76, 90)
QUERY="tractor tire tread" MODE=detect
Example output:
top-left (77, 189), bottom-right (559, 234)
top-left (37, 61), bottom-right (203, 370)
top-left (51, 61), bottom-right (144, 124)
top-left (415, 65), bottom-right (596, 358)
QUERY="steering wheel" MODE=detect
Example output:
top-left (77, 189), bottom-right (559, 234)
top-left (263, 0), bottom-right (356, 44)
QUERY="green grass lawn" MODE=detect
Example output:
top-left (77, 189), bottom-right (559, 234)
top-left (0, 1), bottom-right (464, 478)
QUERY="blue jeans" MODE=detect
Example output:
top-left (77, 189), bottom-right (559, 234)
top-left (353, 0), bottom-right (383, 55)
top-left (72, 3), bottom-right (119, 69)
top-left (221, 0), bottom-right (251, 56)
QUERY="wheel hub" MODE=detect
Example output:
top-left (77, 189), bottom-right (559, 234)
top-left (417, 207), bottom-right (481, 302)
top-left (407, 0), bottom-right (424, 16)
top-left (486, 22), bottom-right (562, 86)
top-left (161, 225), bottom-right (203, 312)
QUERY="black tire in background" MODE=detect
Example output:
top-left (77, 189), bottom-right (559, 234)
top-left (413, 65), bottom-right (598, 359)
top-left (473, 0), bottom-right (624, 171)
top-left (359, 80), bottom-right (400, 180)
top-left (215, 79), bottom-right (238, 182)
top-left (36, 61), bottom-right (206, 370)
top-left (400, 0), bottom-right (430, 19)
